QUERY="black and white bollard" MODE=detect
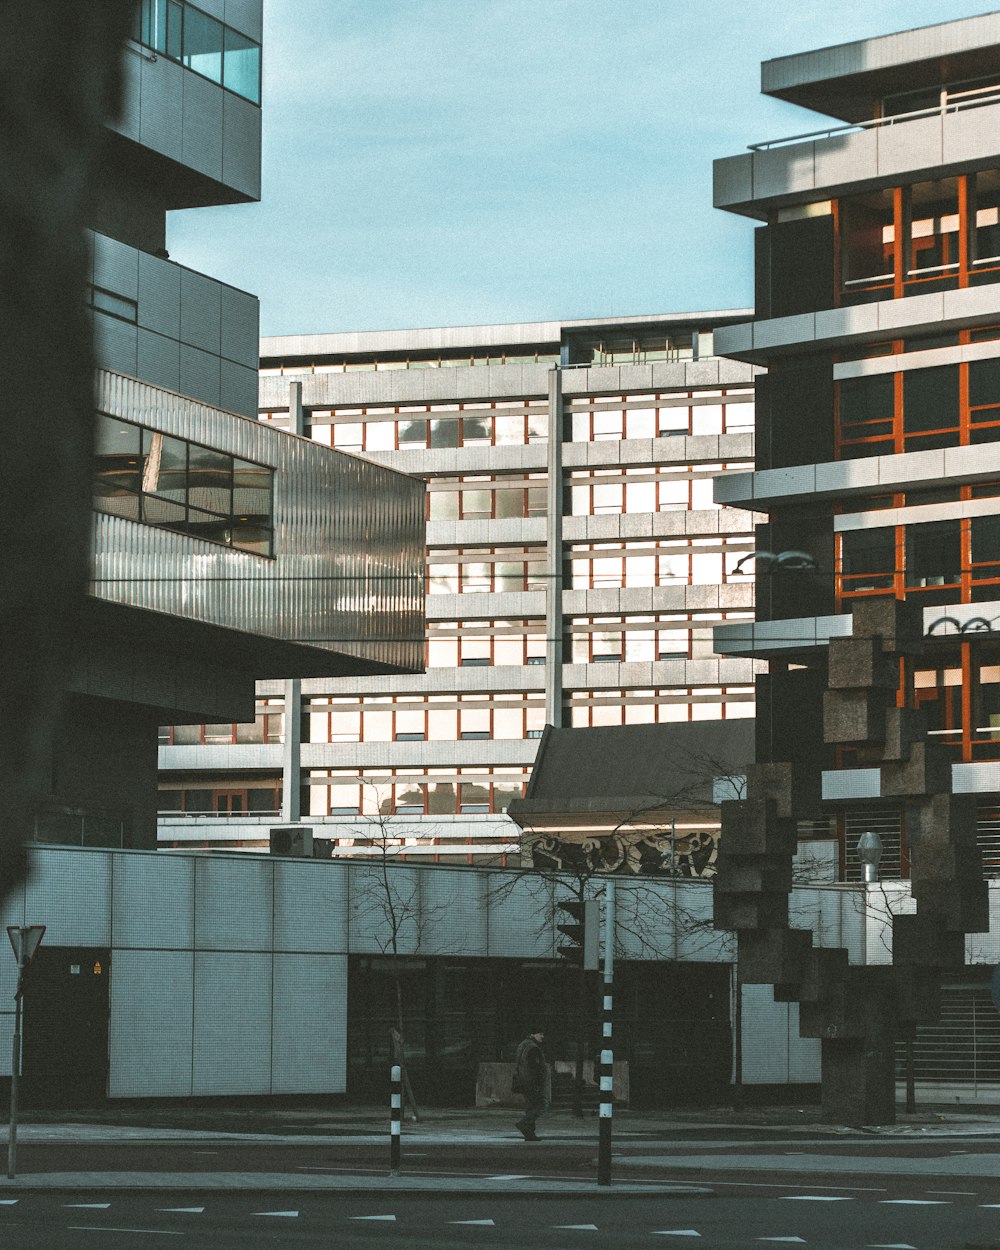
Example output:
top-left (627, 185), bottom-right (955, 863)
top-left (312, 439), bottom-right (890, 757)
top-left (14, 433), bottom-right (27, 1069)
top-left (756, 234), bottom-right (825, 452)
top-left (390, 1063), bottom-right (402, 1175)
top-left (597, 881), bottom-right (615, 1187)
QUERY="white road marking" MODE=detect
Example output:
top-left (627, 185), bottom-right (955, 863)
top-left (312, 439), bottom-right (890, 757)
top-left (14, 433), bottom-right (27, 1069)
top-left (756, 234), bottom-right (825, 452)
top-left (879, 1199), bottom-right (948, 1205)
top-left (0, 1200), bottom-right (18, 1205)
top-left (65, 1203), bottom-right (112, 1209)
top-left (450, 1219), bottom-right (496, 1226)
top-left (780, 1195), bottom-right (852, 1202)
top-left (486, 1174), bottom-right (530, 1180)
top-left (867, 1244), bottom-right (917, 1249)
top-left (67, 1228), bottom-right (183, 1237)
top-left (927, 1190), bottom-right (975, 1195)
top-left (254, 1210), bottom-right (299, 1218)
top-left (652, 1232), bottom-right (702, 1238)
top-left (554, 1224), bottom-right (599, 1230)
top-left (158, 1208), bottom-right (205, 1214)
top-left (350, 1214), bottom-right (397, 1221)
top-left (980, 1203), bottom-right (1000, 1209)
top-left (757, 1240), bottom-right (807, 1244)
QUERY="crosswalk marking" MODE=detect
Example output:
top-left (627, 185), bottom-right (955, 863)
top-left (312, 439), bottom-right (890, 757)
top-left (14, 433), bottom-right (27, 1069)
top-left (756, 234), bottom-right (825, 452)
top-left (254, 1210), bottom-right (299, 1218)
top-left (781, 1195), bottom-right (852, 1202)
top-left (350, 1214), bottom-right (397, 1221)
top-left (450, 1220), bottom-right (496, 1226)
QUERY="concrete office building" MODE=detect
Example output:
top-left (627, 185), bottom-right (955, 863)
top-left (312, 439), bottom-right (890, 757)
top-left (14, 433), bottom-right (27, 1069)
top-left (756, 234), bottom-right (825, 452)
top-left (711, 13), bottom-right (1000, 1103)
top-left (40, 0), bottom-right (424, 852)
top-left (157, 315), bottom-right (761, 863)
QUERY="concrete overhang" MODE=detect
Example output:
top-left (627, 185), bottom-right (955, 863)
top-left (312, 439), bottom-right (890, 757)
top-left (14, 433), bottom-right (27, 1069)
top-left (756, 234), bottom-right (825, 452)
top-left (714, 441), bottom-right (1000, 512)
top-left (715, 283), bottom-right (1000, 365)
top-left (713, 99), bottom-right (1000, 221)
top-left (761, 13), bottom-right (1000, 123)
top-left (715, 599), bottom-right (1000, 661)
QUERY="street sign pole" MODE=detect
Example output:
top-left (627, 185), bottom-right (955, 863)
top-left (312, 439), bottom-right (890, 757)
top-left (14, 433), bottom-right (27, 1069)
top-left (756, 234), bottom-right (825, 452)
top-left (7, 936), bottom-right (24, 1180)
top-left (6, 925), bottom-right (45, 1180)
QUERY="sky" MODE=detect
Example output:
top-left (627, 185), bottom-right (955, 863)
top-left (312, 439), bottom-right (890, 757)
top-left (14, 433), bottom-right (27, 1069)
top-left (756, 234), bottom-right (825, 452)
top-left (167, 1), bottom-right (998, 337)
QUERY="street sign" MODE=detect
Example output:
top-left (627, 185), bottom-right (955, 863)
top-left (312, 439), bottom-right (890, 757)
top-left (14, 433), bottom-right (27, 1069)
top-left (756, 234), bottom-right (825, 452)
top-left (6, 926), bottom-right (45, 968)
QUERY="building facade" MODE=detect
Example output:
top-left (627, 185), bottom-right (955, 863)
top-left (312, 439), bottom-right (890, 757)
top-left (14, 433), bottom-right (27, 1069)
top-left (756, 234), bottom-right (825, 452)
top-left (711, 14), bottom-right (1000, 1110)
top-left (41, 0), bottom-right (424, 852)
top-left (157, 315), bottom-right (761, 860)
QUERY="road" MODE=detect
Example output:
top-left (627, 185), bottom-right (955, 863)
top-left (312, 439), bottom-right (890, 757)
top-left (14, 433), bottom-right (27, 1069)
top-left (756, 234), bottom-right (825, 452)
top-left (2, 1186), bottom-right (999, 1249)
top-left (5, 1127), bottom-right (1000, 1248)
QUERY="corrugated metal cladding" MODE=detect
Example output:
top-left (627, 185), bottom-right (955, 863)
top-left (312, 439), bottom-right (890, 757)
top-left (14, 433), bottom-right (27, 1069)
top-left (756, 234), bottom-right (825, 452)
top-left (90, 372), bottom-right (425, 672)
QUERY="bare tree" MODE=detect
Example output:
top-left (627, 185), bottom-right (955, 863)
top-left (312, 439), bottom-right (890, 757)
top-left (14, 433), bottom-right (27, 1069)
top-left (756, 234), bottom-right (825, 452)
top-left (492, 750), bottom-right (748, 1113)
top-left (343, 784), bottom-right (459, 1121)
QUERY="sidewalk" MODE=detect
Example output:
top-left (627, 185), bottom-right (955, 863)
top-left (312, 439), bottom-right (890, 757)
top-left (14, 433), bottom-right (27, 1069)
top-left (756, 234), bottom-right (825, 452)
top-left (0, 1101), bottom-right (997, 1195)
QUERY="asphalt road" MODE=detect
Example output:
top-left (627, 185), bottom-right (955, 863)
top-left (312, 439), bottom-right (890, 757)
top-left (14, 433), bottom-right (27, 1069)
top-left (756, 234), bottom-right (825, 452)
top-left (2, 1187), bottom-right (1000, 1250)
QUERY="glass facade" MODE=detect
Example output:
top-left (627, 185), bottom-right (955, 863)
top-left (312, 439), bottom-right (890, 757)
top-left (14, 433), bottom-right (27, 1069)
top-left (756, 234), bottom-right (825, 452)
top-left (94, 412), bottom-right (274, 556)
top-left (132, 0), bottom-right (261, 104)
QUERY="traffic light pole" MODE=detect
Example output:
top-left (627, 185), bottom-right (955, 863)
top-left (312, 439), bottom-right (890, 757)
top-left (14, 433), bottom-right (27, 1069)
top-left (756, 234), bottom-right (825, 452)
top-left (597, 880), bottom-right (615, 1187)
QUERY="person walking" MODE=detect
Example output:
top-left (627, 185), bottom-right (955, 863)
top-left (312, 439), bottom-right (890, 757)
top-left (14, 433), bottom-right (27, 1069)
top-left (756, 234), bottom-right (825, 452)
top-left (513, 1029), bottom-right (550, 1141)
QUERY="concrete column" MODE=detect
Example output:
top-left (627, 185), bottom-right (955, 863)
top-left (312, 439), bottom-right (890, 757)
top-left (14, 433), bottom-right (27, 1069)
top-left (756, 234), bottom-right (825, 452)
top-left (281, 380), bottom-right (305, 823)
top-left (544, 367), bottom-right (564, 728)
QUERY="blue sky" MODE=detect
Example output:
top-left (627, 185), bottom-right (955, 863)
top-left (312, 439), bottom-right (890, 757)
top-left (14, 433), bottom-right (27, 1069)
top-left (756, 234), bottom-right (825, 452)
top-left (167, 1), bottom-right (998, 336)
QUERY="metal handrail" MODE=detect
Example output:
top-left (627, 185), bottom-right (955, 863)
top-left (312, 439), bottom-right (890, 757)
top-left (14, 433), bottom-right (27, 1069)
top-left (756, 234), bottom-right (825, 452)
top-left (748, 87), bottom-right (1000, 152)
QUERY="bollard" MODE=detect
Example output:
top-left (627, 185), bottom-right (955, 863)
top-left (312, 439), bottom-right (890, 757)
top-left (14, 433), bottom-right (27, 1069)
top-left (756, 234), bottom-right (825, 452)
top-left (597, 880), bottom-right (615, 1187)
top-left (390, 1063), bottom-right (402, 1175)
top-left (597, 1042), bottom-right (613, 1185)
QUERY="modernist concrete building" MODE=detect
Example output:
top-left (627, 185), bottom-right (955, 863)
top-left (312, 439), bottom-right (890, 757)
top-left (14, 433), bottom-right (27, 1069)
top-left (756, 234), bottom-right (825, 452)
top-left (38, 0), bottom-right (424, 852)
top-left (711, 13), bottom-right (1000, 1111)
top-left (156, 315), bottom-right (762, 863)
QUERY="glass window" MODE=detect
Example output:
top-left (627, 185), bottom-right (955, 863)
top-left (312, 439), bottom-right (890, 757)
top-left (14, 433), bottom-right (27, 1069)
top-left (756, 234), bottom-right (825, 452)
top-left (840, 528), bottom-right (896, 592)
top-left (147, 433), bottom-right (188, 502)
top-left (233, 458), bottom-right (271, 521)
top-left (841, 190), bottom-right (895, 288)
top-left (973, 170), bottom-right (1000, 268)
top-left (429, 418), bottom-right (460, 449)
top-left (223, 25), bottom-right (260, 104)
top-left (904, 365), bottom-right (959, 436)
top-left (183, 6), bottom-right (224, 84)
top-left (188, 444), bottom-right (232, 515)
top-left (838, 375), bottom-right (894, 440)
top-left (906, 520), bottom-right (961, 586)
top-left (94, 415), bottom-right (143, 495)
top-left (907, 178), bottom-right (959, 278)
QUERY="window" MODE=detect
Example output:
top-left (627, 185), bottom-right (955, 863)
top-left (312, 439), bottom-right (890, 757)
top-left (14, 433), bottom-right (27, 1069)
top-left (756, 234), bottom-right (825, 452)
top-left (840, 529), bottom-right (895, 593)
top-left (132, 0), bottom-right (261, 104)
top-left (906, 520), bottom-right (961, 588)
top-left (93, 413), bottom-right (273, 556)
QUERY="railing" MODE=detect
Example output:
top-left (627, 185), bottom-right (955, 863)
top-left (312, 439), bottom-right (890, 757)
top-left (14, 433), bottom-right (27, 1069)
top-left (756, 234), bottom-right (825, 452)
top-left (748, 85), bottom-right (1000, 152)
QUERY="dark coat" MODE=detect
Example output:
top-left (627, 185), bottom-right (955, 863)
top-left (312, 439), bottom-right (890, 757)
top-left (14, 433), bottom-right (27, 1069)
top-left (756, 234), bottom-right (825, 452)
top-left (514, 1035), bottom-right (546, 1097)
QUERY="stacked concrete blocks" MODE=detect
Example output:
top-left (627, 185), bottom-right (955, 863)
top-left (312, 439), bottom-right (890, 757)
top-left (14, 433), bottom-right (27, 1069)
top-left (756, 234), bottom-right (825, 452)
top-left (714, 598), bottom-right (988, 1125)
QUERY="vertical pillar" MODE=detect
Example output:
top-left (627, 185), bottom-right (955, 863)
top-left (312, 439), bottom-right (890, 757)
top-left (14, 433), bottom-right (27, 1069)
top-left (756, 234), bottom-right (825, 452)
top-left (544, 367), bottom-right (564, 728)
top-left (281, 381), bottom-right (305, 825)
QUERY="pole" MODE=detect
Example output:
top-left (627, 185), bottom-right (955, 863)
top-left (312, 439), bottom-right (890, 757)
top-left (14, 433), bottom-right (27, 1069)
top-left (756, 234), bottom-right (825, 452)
top-left (904, 1038), bottom-right (916, 1114)
top-left (597, 880), bottom-right (615, 1187)
top-left (389, 1063), bottom-right (401, 1176)
top-left (8, 935), bottom-right (25, 1180)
